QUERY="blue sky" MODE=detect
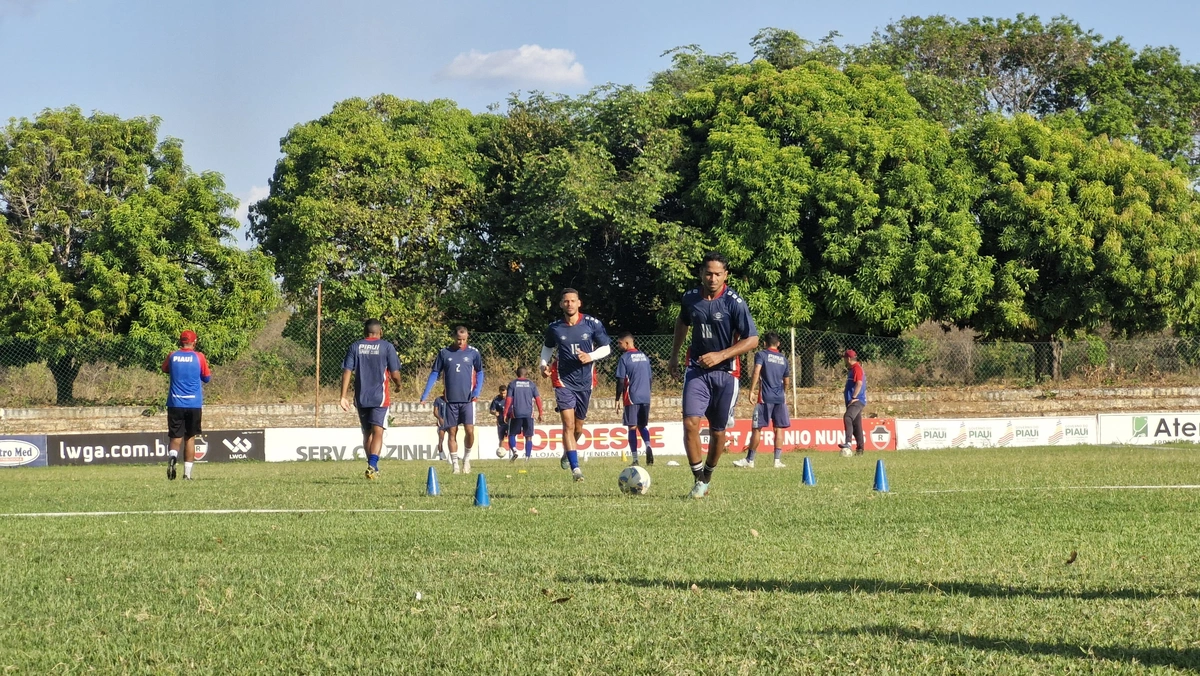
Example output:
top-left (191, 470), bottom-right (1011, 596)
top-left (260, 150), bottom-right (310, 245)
top-left (3, 0), bottom-right (1198, 238)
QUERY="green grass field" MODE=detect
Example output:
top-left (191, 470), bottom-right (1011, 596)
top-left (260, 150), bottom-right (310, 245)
top-left (2, 446), bottom-right (1199, 674)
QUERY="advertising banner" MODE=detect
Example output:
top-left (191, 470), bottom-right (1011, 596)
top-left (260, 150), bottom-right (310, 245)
top-left (266, 423), bottom-right (688, 462)
top-left (47, 430), bottom-right (264, 465)
top-left (712, 418), bottom-right (897, 453)
top-left (1097, 413), bottom-right (1200, 445)
top-left (0, 435), bottom-right (49, 468)
top-left (896, 416), bottom-right (1096, 450)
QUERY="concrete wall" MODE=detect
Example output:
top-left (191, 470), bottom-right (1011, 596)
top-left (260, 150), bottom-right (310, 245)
top-left (5, 385), bottom-right (1200, 434)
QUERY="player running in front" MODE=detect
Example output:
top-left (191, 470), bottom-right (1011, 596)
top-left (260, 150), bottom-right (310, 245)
top-left (540, 288), bottom-right (611, 482)
top-left (504, 366), bottom-right (544, 462)
top-left (339, 319), bottom-right (403, 480)
top-left (669, 252), bottom-right (759, 499)
top-left (734, 331), bottom-right (791, 469)
top-left (420, 326), bottom-right (485, 474)
top-left (615, 332), bottom-right (653, 466)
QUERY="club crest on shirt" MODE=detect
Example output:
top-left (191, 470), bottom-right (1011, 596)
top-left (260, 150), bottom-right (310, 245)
top-left (712, 312), bottom-right (723, 321)
top-left (559, 334), bottom-right (567, 342)
top-left (581, 333), bottom-right (589, 340)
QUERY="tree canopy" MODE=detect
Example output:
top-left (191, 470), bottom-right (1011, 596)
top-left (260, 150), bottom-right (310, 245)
top-left (0, 107), bottom-right (277, 403)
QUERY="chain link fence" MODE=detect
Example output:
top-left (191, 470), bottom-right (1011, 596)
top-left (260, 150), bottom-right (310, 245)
top-left (4, 316), bottom-right (1200, 407)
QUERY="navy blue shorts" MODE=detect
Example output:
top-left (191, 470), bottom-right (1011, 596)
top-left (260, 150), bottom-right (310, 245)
top-left (357, 406), bottom-right (388, 434)
top-left (444, 402), bottom-right (475, 427)
top-left (682, 369), bottom-right (739, 432)
top-left (554, 387), bottom-right (592, 420)
top-left (752, 402), bottom-right (791, 430)
top-left (496, 420), bottom-right (509, 439)
top-left (508, 417), bottom-right (535, 439)
top-left (622, 403), bottom-right (650, 428)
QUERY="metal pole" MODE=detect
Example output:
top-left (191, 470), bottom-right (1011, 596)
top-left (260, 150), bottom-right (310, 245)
top-left (314, 282), bottom-right (322, 426)
top-left (790, 327), bottom-right (798, 412)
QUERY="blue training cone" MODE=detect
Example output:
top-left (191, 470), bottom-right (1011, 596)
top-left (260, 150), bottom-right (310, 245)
top-left (426, 466), bottom-right (441, 497)
top-left (802, 457), bottom-right (816, 486)
top-left (873, 459), bottom-right (889, 492)
top-left (474, 473), bottom-right (491, 507)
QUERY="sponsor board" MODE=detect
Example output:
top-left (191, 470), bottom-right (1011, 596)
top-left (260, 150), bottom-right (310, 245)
top-left (711, 418), bottom-right (897, 453)
top-left (0, 435), bottom-right (49, 468)
top-left (1098, 413), bottom-right (1200, 445)
top-left (47, 430), bottom-right (265, 465)
top-left (267, 424), bottom-right (687, 463)
top-left (896, 417), bottom-right (1096, 450)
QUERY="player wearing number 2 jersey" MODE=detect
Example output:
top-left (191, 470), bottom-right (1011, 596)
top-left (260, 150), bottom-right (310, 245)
top-left (420, 326), bottom-right (484, 474)
top-left (669, 252), bottom-right (759, 499)
top-left (540, 288), bottom-right (611, 482)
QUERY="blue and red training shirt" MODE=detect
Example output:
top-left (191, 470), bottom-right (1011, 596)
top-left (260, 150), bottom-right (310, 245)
top-left (342, 337), bottom-right (402, 409)
top-left (544, 314), bottom-right (610, 392)
top-left (615, 349), bottom-right (652, 405)
top-left (754, 348), bottom-right (790, 404)
top-left (679, 285), bottom-right (758, 375)
top-left (162, 348), bottom-right (212, 409)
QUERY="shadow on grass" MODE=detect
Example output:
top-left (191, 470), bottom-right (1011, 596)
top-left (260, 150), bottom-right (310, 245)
top-left (827, 625), bottom-right (1200, 672)
top-left (566, 574), bottom-right (1200, 601)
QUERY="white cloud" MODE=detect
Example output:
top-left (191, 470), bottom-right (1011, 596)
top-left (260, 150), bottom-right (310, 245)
top-left (439, 44), bottom-right (587, 88)
top-left (234, 185), bottom-right (270, 227)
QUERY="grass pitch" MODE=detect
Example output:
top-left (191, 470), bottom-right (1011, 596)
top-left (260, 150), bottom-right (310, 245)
top-left (2, 446), bottom-right (1199, 674)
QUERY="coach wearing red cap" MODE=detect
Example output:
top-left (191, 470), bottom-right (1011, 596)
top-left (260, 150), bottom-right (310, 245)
top-left (839, 349), bottom-right (867, 455)
top-left (161, 330), bottom-right (212, 480)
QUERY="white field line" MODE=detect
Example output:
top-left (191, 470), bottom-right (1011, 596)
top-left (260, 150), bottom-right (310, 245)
top-left (1, 508), bottom-right (443, 518)
top-left (916, 485), bottom-right (1200, 494)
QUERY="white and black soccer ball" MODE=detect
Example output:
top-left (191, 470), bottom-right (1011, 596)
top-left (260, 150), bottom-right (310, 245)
top-left (840, 446), bottom-right (854, 458)
top-left (618, 466), bottom-right (651, 494)
top-left (496, 446), bottom-right (508, 458)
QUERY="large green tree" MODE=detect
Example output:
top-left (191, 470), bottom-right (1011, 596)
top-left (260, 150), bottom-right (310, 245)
top-left (453, 88), bottom-right (703, 334)
top-left (678, 60), bottom-right (993, 382)
top-left (857, 14), bottom-right (1200, 173)
top-left (962, 114), bottom-right (1200, 378)
top-left (250, 96), bottom-right (481, 361)
top-left (0, 107), bottom-right (277, 403)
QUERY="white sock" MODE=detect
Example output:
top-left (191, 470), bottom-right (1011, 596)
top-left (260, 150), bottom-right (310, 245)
top-left (462, 448), bottom-right (471, 460)
top-left (184, 462), bottom-right (193, 478)
top-left (450, 453), bottom-right (459, 463)
top-left (169, 449), bottom-right (178, 458)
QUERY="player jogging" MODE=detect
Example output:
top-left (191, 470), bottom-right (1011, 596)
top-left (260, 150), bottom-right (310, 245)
top-left (489, 384), bottom-right (510, 454)
top-left (540, 288), bottom-right (611, 482)
top-left (839, 349), bottom-right (867, 455)
top-left (339, 319), bottom-right (403, 480)
top-left (615, 332), bottom-right (653, 466)
top-left (162, 330), bottom-right (211, 481)
top-left (734, 332), bottom-right (791, 469)
top-left (433, 395), bottom-right (449, 460)
top-left (420, 326), bottom-right (484, 474)
top-left (669, 252), bottom-right (759, 499)
top-left (504, 366), bottom-right (544, 462)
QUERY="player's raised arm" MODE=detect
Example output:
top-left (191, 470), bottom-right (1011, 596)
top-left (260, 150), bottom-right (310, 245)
top-left (539, 326), bottom-right (556, 378)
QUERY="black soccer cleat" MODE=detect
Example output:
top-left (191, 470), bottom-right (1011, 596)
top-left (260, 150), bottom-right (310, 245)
top-left (167, 456), bottom-right (177, 481)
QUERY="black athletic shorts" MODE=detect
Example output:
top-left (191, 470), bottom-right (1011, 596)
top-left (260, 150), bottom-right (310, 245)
top-left (167, 407), bottom-right (203, 439)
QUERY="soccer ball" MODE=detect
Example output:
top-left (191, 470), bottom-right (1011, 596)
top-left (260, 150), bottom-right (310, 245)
top-left (495, 446), bottom-right (508, 458)
top-left (618, 466), bottom-right (651, 494)
top-left (840, 446), bottom-right (854, 458)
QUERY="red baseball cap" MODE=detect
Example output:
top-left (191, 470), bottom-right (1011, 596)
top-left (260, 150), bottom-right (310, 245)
top-left (844, 349), bottom-right (857, 359)
top-left (180, 330), bottom-right (198, 343)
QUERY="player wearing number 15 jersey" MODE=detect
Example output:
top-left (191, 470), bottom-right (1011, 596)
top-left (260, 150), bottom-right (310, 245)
top-left (669, 252), bottom-right (759, 499)
top-left (540, 288), bottom-right (611, 482)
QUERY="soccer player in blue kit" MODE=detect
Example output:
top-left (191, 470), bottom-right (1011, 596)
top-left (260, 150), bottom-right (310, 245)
top-left (669, 252), bottom-right (759, 499)
top-left (734, 332), bottom-right (791, 469)
top-left (421, 326), bottom-right (485, 474)
top-left (615, 332), bottom-right (653, 466)
top-left (339, 319), bottom-right (403, 480)
top-left (540, 288), bottom-right (611, 482)
top-left (504, 366), bottom-right (544, 462)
